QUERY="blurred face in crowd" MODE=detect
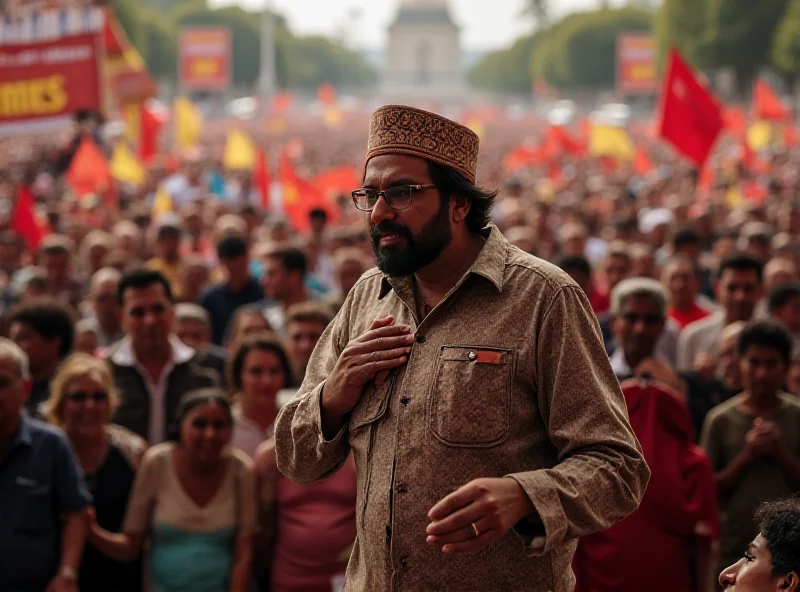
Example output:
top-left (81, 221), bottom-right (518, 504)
top-left (717, 269), bottom-right (762, 322)
top-left (631, 251), bottom-right (658, 279)
top-left (75, 330), bottom-right (98, 356)
top-left (240, 349), bottom-right (286, 407)
top-left (43, 249), bottom-right (70, 284)
top-left (156, 229), bottom-right (181, 262)
top-left (717, 330), bottom-right (743, 389)
top-left (87, 244), bottom-right (108, 274)
top-left (221, 255), bottom-right (250, 285)
top-left (180, 402), bottom-right (231, 464)
top-left (184, 260), bottom-right (210, 298)
top-left (663, 258), bottom-right (698, 311)
top-left (740, 344), bottom-right (787, 401)
top-left (0, 356), bottom-right (28, 434)
top-left (674, 240), bottom-right (700, 261)
top-left (175, 320), bottom-right (210, 350)
top-left (229, 312), bottom-right (271, 347)
top-left (121, 282), bottom-right (174, 354)
top-left (788, 361), bottom-right (800, 397)
top-left (612, 294), bottom-right (665, 368)
top-left (92, 279), bottom-right (120, 330)
top-left (261, 257), bottom-right (298, 302)
top-left (743, 238), bottom-right (772, 264)
top-left (310, 214), bottom-right (327, 235)
top-left (604, 255), bottom-right (631, 292)
top-left (335, 258), bottom-right (365, 295)
top-left (714, 236), bottom-right (738, 263)
top-left (365, 155), bottom-right (454, 277)
top-left (772, 296), bottom-right (800, 334)
top-left (62, 374), bottom-right (110, 440)
top-left (764, 259), bottom-right (797, 295)
top-left (564, 268), bottom-right (591, 295)
top-left (286, 320), bottom-right (327, 379)
top-left (719, 533), bottom-right (798, 592)
top-left (0, 240), bottom-right (21, 272)
top-left (9, 322), bottom-right (60, 376)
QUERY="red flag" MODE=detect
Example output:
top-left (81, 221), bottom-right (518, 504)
top-left (278, 153), bottom-right (338, 232)
top-left (10, 186), bottom-right (50, 250)
top-left (312, 166), bottom-right (360, 198)
top-left (658, 49), bottom-right (724, 167)
top-left (784, 125), bottom-right (798, 148)
top-left (634, 148), bottom-right (653, 175)
top-left (67, 137), bottom-right (114, 198)
top-left (546, 125), bottom-right (585, 157)
top-left (697, 165), bottom-right (714, 195)
top-left (317, 83), bottom-right (335, 105)
top-left (254, 149), bottom-right (271, 209)
top-left (724, 106), bottom-right (747, 139)
top-left (139, 103), bottom-right (163, 164)
top-left (753, 79), bottom-right (789, 121)
top-left (503, 145), bottom-right (548, 172)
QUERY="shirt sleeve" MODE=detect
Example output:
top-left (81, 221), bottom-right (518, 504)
top-left (699, 411), bottom-right (726, 471)
top-left (507, 285), bottom-right (651, 556)
top-left (235, 455), bottom-right (259, 535)
top-left (53, 432), bottom-right (92, 515)
top-left (123, 445), bottom-right (165, 534)
top-left (273, 294), bottom-right (353, 485)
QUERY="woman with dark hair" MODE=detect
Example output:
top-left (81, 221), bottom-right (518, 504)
top-left (720, 497), bottom-right (800, 591)
top-left (224, 306), bottom-right (273, 350)
top-left (229, 334), bottom-right (294, 459)
top-left (86, 388), bottom-right (257, 592)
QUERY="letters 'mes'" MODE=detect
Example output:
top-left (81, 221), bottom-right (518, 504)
top-left (0, 75), bottom-right (68, 118)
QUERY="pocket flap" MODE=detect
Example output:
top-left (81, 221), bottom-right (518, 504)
top-left (441, 346), bottom-right (512, 364)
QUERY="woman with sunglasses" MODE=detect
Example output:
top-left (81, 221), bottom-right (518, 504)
top-left (87, 388), bottom-right (257, 592)
top-left (45, 353), bottom-right (147, 592)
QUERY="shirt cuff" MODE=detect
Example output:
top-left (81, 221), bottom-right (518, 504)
top-left (506, 471), bottom-right (568, 557)
top-left (315, 381), bottom-right (348, 447)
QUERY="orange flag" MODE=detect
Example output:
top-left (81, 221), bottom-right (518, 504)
top-left (317, 83), bottom-right (335, 105)
top-left (254, 149), bottom-right (271, 209)
top-left (10, 186), bottom-right (50, 250)
top-left (312, 166), bottom-right (360, 199)
top-left (67, 137), bottom-right (114, 199)
top-left (784, 125), bottom-right (798, 148)
top-left (279, 153), bottom-right (338, 232)
top-left (546, 125), bottom-right (585, 157)
top-left (725, 106), bottom-right (747, 139)
top-left (753, 79), bottom-right (789, 121)
top-left (503, 145), bottom-right (547, 172)
top-left (139, 103), bottom-right (163, 164)
top-left (634, 147), bottom-right (653, 175)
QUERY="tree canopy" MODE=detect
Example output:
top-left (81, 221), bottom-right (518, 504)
top-left (109, 0), bottom-right (377, 90)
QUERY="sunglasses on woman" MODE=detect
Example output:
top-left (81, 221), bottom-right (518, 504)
top-left (67, 391), bottom-right (109, 403)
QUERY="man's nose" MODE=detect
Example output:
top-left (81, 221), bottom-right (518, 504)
top-left (719, 558), bottom-right (743, 588)
top-left (370, 194), bottom-right (395, 226)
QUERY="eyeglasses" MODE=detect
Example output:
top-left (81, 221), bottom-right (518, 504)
top-left (351, 184), bottom-right (441, 212)
top-left (67, 391), bottom-right (109, 404)
top-left (621, 313), bottom-right (664, 326)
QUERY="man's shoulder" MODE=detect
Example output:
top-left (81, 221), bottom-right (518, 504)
top-left (704, 394), bottom-right (745, 423)
top-left (24, 417), bottom-right (70, 448)
top-left (503, 247), bottom-right (580, 293)
top-left (681, 312), bottom-right (725, 340)
top-left (778, 391), bottom-right (800, 412)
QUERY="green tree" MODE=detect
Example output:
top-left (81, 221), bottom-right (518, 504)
top-left (653, 0), bottom-right (710, 70)
top-left (701, 0), bottom-right (790, 94)
top-left (140, 9), bottom-right (177, 81)
top-left (772, 0), bottom-right (800, 73)
top-left (285, 36), bottom-right (377, 89)
top-left (110, 0), bottom-right (147, 56)
top-left (469, 33), bottom-right (542, 93)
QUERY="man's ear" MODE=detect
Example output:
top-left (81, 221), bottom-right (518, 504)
top-left (451, 193), bottom-right (471, 224)
top-left (779, 572), bottom-right (799, 592)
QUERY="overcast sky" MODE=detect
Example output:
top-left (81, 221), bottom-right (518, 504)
top-left (209, 0), bottom-right (631, 51)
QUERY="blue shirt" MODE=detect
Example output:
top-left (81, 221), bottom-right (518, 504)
top-left (0, 417), bottom-right (92, 592)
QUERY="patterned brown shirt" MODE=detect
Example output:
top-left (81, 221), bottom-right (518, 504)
top-left (275, 226), bottom-right (650, 591)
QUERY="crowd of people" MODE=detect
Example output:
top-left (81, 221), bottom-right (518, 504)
top-left (0, 103), bottom-right (799, 592)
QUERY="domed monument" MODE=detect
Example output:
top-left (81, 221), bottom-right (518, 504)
top-left (383, 0), bottom-right (466, 102)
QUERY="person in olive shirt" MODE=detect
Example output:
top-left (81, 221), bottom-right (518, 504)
top-left (702, 320), bottom-right (800, 577)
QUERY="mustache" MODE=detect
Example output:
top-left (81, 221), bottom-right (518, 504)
top-left (370, 222), bottom-right (412, 242)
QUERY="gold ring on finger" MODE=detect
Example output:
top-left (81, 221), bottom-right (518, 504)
top-left (470, 522), bottom-right (480, 538)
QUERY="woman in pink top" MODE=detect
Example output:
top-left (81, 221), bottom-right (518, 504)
top-left (254, 429), bottom-right (356, 592)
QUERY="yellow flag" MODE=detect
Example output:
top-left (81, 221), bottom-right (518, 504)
top-left (746, 121), bottom-right (772, 151)
top-left (466, 117), bottom-right (485, 141)
top-left (726, 185), bottom-right (743, 209)
top-left (174, 97), bottom-right (203, 151)
top-left (110, 142), bottom-right (146, 186)
top-left (223, 130), bottom-right (256, 170)
top-left (589, 125), bottom-right (634, 160)
top-left (323, 105), bottom-right (343, 128)
top-left (152, 186), bottom-right (174, 217)
top-left (123, 103), bottom-right (140, 144)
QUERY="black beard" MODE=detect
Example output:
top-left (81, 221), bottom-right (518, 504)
top-left (370, 198), bottom-right (452, 276)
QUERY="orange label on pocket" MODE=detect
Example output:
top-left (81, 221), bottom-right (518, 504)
top-left (476, 350), bottom-right (503, 364)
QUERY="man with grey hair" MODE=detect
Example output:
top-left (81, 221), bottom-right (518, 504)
top-left (0, 338), bottom-right (91, 592)
top-left (609, 278), bottom-right (685, 395)
top-left (85, 267), bottom-right (124, 348)
top-left (173, 303), bottom-right (227, 385)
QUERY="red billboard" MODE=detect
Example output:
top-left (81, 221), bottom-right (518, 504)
top-left (179, 27), bottom-right (232, 91)
top-left (0, 32), bottom-right (104, 133)
top-left (616, 34), bottom-right (658, 95)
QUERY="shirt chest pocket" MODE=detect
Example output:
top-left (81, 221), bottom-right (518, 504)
top-left (15, 484), bottom-right (54, 535)
top-left (428, 345), bottom-right (514, 448)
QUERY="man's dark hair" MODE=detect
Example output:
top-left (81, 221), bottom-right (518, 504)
top-left (309, 208), bottom-right (328, 222)
top-left (556, 255), bottom-right (592, 277)
top-left (286, 301), bottom-right (334, 329)
top-left (718, 253), bottom-right (764, 282)
top-left (737, 320), bottom-right (793, 365)
top-left (10, 299), bottom-right (75, 359)
top-left (427, 161), bottom-right (498, 235)
top-left (117, 268), bottom-right (174, 307)
top-left (768, 282), bottom-right (800, 313)
top-left (755, 497), bottom-right (800, 577)
top-left (672, 227), bottom-right (700, 250)
top-left (228, 334), bottom-right (296, 393)
top-left (216, 235), bottom-right (248, 260)
top-left (265, 246), bottom-right (307, 278)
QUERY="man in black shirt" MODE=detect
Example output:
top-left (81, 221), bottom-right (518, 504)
top-left (199, 234), bottom-right (263, 345)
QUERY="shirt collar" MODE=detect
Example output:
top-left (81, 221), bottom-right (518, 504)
top-left (379, 225), bottom-right (507, 300)
top-left (111, 335), bottom-right (195, 367)
top-left (14, 415), bottom-right (33, 447)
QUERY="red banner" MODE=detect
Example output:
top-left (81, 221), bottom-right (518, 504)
top-left (0, 33), bottom-right (103, 133)
top-left (179, 27), bottom-right (231, 91)
top-left (616, 34), bottom-right (657, 95)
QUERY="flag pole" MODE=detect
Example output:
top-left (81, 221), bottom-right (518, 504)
top-left (260, 1), bottom-right (277, 112)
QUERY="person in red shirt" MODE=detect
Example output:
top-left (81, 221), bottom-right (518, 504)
top-left (663, 254), bottom-right (715, 329)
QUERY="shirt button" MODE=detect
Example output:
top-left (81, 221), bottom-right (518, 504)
top-left (396, 483), bottom-right (409, 494)
top-left (468, 351), bottom-right (477, 361)
top-left (416, 334), bottom-right (426, 343)
top-left (400, 396), bottom-right (410, 406)
top-left (400, 557), bottom-right (409, 569)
